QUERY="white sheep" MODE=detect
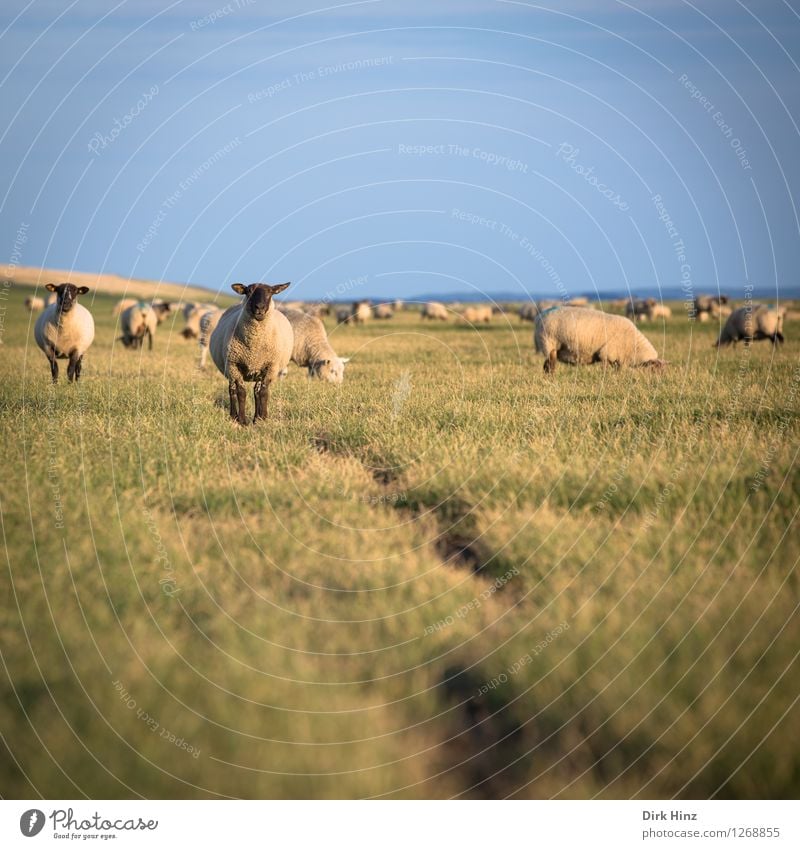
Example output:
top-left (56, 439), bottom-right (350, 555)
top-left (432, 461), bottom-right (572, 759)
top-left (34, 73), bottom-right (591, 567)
top-left (716, 304), bottom-right (785, 347)
top-left (25, 296), bottom-right (45, 311)
top-left (113, 297), bottom-right (138, 316)
top-left (278, 307), bottom-right (349, 383)
top-left (519, 302), bottom-right (538, 322)
top-left (534, 306), bottom-right (663, 373)
top-left (119, 302), bottom-right (157, 350)
top-left (209, 283), bottom-right (293, 425)
top-left (461, 305), bottom-right (492, 324)
top-left (34, 283), bottom-right (95, 382)
top-left (351, 301), bottom-right (371, 324)
top-left (197, 308), bottom-right (223, 369)
top-left (421, 301), bottom-right (448, 321)
top-left (374, 303), bottom-right (394, 319)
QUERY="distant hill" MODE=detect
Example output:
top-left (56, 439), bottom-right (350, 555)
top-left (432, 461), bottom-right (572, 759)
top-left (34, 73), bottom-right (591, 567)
top-left (0, 264), bottom-right (219, 302)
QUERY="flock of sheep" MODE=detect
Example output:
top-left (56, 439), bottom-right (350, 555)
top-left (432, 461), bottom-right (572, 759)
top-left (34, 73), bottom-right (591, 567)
top-left (27, 283), bottom-right (788, 424)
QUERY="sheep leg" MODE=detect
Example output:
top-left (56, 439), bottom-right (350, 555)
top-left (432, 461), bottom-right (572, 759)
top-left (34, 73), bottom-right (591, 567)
top-left (74, 356), bottom-right (83, 382)
top-left (543, 348), bottom-right (557, 373)
top-left (235, 382), bottom-right (248, 426)
top-left (228, 380), bottom-right (240, 423)
top-left (46, 348), bottom-right (59, 383)
top-left (67, 351), bottom-right (79, 383)
top-left (254, 379), bottom-right (270, 423)
top-left (147, 329), bottom-right (153, 351)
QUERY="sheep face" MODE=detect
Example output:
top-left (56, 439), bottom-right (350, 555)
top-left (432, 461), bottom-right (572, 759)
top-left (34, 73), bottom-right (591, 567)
top-left (46, 282), bottom-right (89, 315)
top-left (309, 357), bottom-right (350, 384)
top-left (232, 282), bottom-right (290, 322)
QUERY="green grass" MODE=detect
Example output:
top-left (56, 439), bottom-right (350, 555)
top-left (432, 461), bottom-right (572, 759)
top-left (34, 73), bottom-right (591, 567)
top-left (1, 285), bottom-right (798, 799)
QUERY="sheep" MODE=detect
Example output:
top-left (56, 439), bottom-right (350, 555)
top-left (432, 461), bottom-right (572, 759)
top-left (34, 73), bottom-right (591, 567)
top-left (374, 303), bottom-right (394, 319)
top-left (182, 305), bottom-right (207, 339)
top-left (113, 297), bottom-right (138, 316)
top-left (715, 304), bottom-right (784, 347)
top-left (34, 283), bottom-right (94, 383)
top-left (519, 302), bottom-right (538, 322)
top-left (461, 305), bottom-right (492, 324)
top-left (350, 300), bottom-right (371, 324)
top-left (335, 307), bottom-right (351, 324)
top-left (626, 298), bottom-right (652, 322)
top-left (534, 306), bottom-right (664, 373)
top-left (693, 294), bottom-right (729, 321)
top-left (421, 301), bottom-right (448, 321)
top-left (25, 296), bottom-right (45, 311)
top-left (393, 299), bottom-right (404, 312)
top-left (197, 308), bottom-right (224, 369)
top-left (209, 282), bottom-right (293, 425)
top-left (278, 307), bottom-right (350, 383)
top-left (648, 302), bottom-right (672, 320)
top-left (150, 300), bottom-right (173, 324)
top-left (119, 301), bottom-right (157, 350)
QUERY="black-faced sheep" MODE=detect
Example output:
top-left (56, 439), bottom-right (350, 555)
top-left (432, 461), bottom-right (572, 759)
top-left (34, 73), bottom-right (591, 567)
top-left (34, 283), bottom-right (94, 383)
top-left (534, 306), bottom-right (663, 373)
top-left (119, 302), bottom-right (157, 350)
top-left (209, 283), bottom-right (293, 425)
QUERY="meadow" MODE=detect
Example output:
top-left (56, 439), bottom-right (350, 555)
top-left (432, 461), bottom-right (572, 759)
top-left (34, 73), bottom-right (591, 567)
top-left (1, 282), bottom-right (798, 799)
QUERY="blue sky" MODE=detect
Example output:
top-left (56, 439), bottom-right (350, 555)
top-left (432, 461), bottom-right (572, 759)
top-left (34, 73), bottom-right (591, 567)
top-left (1, 0), bottom-right (799, 301)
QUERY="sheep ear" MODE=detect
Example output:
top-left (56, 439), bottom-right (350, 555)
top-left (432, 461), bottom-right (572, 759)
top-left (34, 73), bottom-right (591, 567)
top-left (77, 286), bottom-right (89, 295)
top-left (270, 282), bottom-right (290, 295)
top-left (231, 283), bottom-right (248, 295)
top-left (45, 283), bottom-right (58, 292)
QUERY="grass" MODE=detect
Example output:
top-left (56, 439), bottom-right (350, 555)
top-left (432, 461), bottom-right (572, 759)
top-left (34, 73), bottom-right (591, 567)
top-left (1, 283), bottom-right (798, 799)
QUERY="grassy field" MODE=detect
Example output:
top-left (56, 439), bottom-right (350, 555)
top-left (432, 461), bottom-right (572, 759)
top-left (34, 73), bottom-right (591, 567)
top-left (1, 283), bottom-right (798, 799)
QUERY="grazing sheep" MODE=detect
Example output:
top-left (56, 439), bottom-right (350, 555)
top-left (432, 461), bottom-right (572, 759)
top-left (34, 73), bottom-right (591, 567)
top-left (694, 294), bottom-right (729, 321)
top-left (278, 307), bottom-right (350, 383)
top-left (209, 282), bottom-right (293, 425)
top-left (119, 302), bottom-right (157, 350)
top-left (649, 302), bottom-right (672, 320)
top-left (197, 308), bottom-right (224, 369)
top-left (374, 303), bottom-right (394, 319)
top-left (421, 301), bottom-right (448, 321)
top-left (34, 283), bottom-right (94, 383)
top-left (534, 306), bottom-right (663, 373)
top-left (113, 297), bottom-right (138, 316)
top-left (519, 302), bottom-right (538, 322)
top-left (462, 305), bottom-right (492, 324)
top-left (350, 300), bottom-right (372, 324)
top-left (715, 304), bottom-right (784, 347)
top-left (335, 307), bottom-right (351, 324)
top-left (25, 296), bottom-right (45, 311)
top-left (393, 299), bottom-right (404, 312)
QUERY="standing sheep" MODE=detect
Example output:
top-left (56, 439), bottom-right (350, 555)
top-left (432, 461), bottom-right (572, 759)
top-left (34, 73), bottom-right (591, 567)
top-left (421, 301), bottom-right (448, 321)
top-left (34, 283), bottom-right (94, 383)
top-left (715, 304), bottom-right (784, 347)
top-left (197, 308), bottom-right (224, 369)
top-left (182, 305), bottom-right (207, 339)
top-left (625, 298), bottom-right (652, 322)
top-left (534, 306), bottom-right (663, 373)
top-left (350, 300), bottom-right (372, 324)
top-left (209, 282), bottom-right (293, 425)
top-left (335, 307), bottom-right (351, 325)
top-left (374, 303), bottom-right (394, 319)
top-left (119, 302), bottom-right (157, 350)
top-left (519, 302), bottom-right (538, 322)
top-left (278, 307), bottom-right (350, 383)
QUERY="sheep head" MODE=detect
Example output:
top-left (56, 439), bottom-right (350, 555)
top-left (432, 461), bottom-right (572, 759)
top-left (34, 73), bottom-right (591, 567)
top-left (46, 282), bottom-right (89, 314)
top-left (232, 282), bottom-right (290, 322)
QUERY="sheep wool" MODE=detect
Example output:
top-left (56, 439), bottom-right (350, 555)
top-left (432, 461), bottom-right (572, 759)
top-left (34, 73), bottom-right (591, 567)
top-left (716, 304), bottom-right (784, 346)
top-left (209, 282), bottom-right (294, 425)
top-left (34, 283), bottom-right (95, 382)
top-left (197, 308), bottom-right (224, 369)
top-left (534, 306), bottom-right (662, 372)
top-left (279, 307), bottom-right (349, 383)
top-left (421, 302), bottom-right (448, 320)
top-left (119, 302), bottom-right (158, 349)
